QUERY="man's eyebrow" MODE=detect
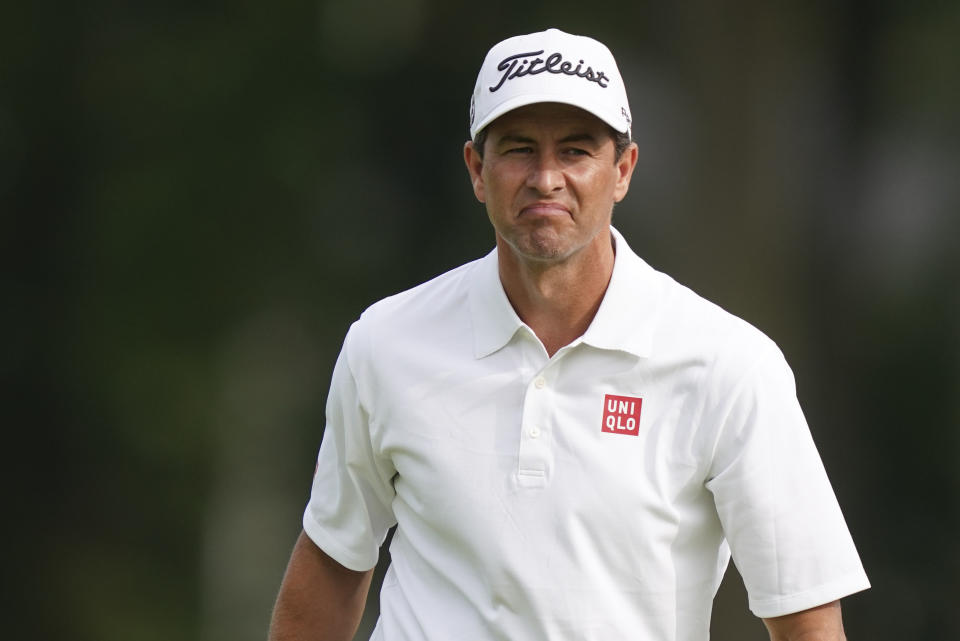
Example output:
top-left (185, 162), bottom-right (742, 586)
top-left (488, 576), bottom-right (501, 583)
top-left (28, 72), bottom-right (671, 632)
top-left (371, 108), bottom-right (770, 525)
top-left (495, 132), bottom-right (601, 145)
top-left (558, 132), bottom-right (600, 145)
top-left (495, 134), bottom-right (537, 146)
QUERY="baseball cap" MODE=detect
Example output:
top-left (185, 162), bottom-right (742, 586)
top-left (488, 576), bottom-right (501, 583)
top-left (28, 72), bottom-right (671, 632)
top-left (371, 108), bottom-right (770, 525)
top-left (469, 28), bottom-right (632, 139)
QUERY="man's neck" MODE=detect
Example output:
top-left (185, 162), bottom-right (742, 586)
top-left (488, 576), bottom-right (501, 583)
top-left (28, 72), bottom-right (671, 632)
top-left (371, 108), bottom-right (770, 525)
top-left (496, 230), bottom-right (615, 358)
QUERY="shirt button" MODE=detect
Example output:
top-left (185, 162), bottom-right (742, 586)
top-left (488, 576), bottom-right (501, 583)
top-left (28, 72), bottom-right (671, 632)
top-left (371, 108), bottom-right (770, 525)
top-left (534, 376), bottom-right (546, 389)
top-left (528, 426), bottom-right (541, 439)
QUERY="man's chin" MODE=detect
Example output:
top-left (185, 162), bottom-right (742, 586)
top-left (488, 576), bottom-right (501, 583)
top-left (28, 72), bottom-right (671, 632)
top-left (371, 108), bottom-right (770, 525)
top-left (507, 233), bottom-right (573, 263)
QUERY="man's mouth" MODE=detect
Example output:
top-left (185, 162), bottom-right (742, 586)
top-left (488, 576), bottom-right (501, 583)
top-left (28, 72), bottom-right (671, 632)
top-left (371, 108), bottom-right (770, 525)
top-left (519, 202), bottom-right (571, 217)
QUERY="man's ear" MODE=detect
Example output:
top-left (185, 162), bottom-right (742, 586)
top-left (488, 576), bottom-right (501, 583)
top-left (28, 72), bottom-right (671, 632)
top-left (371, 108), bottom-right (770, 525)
top-left (613, 142), bottom-right (639, 203)
top-left (463, 141), bottom-right (486, 203)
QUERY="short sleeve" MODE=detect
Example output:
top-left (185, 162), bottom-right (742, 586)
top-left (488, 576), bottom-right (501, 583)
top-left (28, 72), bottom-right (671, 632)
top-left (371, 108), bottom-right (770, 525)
top-left (303, 324), bottom-right (397, 571)
top-left (705, 345), bottom-right (870, 618)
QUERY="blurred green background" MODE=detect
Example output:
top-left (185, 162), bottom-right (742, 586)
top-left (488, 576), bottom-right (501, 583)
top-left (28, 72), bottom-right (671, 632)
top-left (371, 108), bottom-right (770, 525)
top-left (3, 1), bottom-right (958, 639)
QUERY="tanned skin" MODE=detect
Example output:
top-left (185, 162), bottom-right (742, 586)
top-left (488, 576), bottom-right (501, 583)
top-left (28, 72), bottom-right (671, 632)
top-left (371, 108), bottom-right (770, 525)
top-left (268, 531), bottom-right (373, 641)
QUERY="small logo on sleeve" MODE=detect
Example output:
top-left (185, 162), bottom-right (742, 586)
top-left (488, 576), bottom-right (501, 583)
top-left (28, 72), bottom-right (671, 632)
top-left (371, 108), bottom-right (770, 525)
top-left (601, 394), bottom-right (642, 436)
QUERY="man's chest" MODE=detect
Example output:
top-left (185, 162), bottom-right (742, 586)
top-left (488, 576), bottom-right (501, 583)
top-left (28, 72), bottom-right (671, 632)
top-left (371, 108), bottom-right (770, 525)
top-left (360, 337), bottom-right (727, 601)
top-left (369, 339), bottom-right (713, 515)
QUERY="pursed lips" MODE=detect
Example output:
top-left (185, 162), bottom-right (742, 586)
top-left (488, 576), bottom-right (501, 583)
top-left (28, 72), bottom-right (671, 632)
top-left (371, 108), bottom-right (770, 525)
top-left (519, 201), bottom-right (572, 218)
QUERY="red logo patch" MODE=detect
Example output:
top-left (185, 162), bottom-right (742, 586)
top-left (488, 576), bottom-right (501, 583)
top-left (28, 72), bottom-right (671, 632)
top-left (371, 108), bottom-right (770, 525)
top-left (601, 394), bottom-right (643, 436)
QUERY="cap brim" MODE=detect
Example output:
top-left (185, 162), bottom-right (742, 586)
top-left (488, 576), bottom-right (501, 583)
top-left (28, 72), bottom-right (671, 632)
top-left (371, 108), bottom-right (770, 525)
top-left (470, 92), bottom-right (629, 139)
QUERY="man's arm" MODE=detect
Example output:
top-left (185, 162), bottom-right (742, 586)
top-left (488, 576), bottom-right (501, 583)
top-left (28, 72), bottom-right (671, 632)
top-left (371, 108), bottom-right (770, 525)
top-left (268, 530), bottom-right (374, 641)
top-left (762, 600), bottom-right (846, 641)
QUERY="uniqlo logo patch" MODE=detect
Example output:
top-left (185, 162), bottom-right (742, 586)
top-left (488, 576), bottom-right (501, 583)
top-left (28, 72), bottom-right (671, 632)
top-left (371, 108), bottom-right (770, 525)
top-left (601, 394), bottom-right (643, 436)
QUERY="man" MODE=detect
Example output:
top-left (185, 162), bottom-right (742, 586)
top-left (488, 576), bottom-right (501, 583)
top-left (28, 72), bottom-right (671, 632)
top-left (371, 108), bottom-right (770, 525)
top-left (269, 28), bottom-right (869, 641)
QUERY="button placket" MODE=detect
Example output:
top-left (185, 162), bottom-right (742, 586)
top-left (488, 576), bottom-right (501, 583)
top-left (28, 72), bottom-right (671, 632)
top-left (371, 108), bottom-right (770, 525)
top-left (517, 369), bottom-right (552, 486)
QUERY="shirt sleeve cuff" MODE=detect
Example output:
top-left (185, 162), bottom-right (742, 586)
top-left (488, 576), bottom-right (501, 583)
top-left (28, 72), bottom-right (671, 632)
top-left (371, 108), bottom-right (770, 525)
top-left (302, 510), bottom-right (379, 573)
top-left (749, 571), bottom-right (871, 619)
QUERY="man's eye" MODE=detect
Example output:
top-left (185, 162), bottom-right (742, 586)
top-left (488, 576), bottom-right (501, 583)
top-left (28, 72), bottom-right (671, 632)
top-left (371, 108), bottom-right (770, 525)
top-left (563, 147), bottom-right (589, 156)
top-left (505, 146), bottom-right (533, 154)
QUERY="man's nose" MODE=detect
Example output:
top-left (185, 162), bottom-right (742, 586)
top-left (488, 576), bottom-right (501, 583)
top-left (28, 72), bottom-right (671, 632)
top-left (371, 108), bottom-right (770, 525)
top-left (525, 153), bottom-right (565, 194)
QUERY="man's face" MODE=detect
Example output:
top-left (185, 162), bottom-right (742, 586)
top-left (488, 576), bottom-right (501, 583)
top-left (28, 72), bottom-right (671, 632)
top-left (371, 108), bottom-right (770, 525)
top-left (464, 102), bottom-right (637, 264)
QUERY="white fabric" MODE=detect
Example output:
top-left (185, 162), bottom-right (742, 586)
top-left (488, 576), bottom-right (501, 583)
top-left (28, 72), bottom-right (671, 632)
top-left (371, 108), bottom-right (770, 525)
top-left (469, 28), bottom-right (632, 138)
top-left (304, 228), bottom-right (869, 640)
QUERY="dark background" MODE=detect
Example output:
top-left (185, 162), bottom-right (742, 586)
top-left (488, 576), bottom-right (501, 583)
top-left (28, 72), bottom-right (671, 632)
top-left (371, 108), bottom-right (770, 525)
top-left (3, 1), bottom-right (958, 639)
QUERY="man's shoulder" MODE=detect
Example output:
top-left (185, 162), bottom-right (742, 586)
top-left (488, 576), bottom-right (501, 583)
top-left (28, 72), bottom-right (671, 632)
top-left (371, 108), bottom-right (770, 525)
top-left (662, 272), bottom-right (771, 342)
top-left (339, 254), bottom-right (491, 386)
top-left (611, 230), bottom-right (776, 359)
top-left (347, 253), bottom-right (487, 344)
top-left (648, 264), bottom-right (782, 370)
top-left (367, 256), bottom-right (481, 315)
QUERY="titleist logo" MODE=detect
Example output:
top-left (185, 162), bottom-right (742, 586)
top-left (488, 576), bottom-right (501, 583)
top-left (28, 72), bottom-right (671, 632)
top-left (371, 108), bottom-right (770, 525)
top-left (489, 49), bottom-right (611, 92)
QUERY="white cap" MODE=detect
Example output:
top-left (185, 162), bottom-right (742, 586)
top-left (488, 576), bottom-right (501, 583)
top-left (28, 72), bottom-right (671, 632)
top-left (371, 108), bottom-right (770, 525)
top-left (469, 28), bottom-right (632, 139)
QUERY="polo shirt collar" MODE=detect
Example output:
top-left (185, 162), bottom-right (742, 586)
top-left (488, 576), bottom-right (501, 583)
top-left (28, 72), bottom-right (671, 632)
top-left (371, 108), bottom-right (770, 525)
top-left (468, 227), bottom-right (659, 359)
top-left (580, 227), bottom-right (658, 358)
top-left (469, 248), bottom-right (525, 359)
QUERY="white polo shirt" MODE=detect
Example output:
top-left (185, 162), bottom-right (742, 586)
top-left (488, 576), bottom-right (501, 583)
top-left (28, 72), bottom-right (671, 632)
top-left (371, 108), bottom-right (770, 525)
top-left (304, 227), bottom-right (869, 641)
